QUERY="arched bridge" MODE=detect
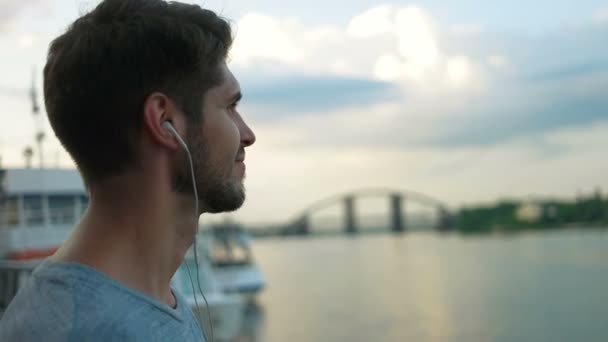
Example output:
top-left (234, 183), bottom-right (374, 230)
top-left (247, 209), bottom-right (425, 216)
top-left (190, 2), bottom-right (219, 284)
top-left (281, 188), bottom-right (453, 236)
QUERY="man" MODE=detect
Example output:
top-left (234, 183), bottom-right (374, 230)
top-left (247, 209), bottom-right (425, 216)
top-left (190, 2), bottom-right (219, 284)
top-left (0, 0), bottom-right (255, 340)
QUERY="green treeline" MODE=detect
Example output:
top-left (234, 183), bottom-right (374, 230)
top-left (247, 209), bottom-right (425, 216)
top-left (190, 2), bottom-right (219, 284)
top-left (455, 191), bottom-right (608, 233)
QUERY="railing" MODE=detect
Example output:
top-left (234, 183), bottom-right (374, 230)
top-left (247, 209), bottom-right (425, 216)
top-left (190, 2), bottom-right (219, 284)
top-left (0, 260), bottom-right (40, 316)
top-left (0, 204), bottom-right (85, 229)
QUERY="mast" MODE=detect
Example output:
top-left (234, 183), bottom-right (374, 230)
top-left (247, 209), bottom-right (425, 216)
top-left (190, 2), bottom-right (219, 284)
top-left (30, 66), bottom-right (45, 169)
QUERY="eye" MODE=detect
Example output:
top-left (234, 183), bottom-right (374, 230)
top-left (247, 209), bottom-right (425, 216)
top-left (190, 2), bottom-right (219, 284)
top-left (228, 102), bottom-right (239, 110)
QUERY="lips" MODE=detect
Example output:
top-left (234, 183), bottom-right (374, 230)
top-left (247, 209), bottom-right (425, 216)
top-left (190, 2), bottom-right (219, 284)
top-left (235, 149), bottom-right (245, 162)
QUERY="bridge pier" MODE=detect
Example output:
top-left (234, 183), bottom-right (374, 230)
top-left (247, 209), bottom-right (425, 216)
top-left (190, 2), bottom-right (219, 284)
top-left (390, 194), bottom-right (405, 232)
top-left (296, 214), bottom-right (310, 235)
top-left (436, 206), bottom-right (453, 232)
top-left (344, 196), bottom-right (357, 234)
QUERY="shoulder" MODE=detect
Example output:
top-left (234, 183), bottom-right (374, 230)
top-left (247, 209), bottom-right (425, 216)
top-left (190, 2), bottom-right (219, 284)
top-left (1, 261), bottom-right (203, 341)
top-left (0, 264), bottom-right (74, 341)
top-left (0, 261), bottom-right (138, 341)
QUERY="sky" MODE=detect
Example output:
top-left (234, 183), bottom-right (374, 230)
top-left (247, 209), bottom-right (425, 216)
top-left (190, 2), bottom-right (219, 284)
top-left (0, 0), bottom-right (607, 225)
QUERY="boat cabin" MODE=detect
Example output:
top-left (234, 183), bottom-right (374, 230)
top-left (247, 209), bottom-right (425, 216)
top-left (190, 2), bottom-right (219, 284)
top-left (0, 168), bottom-right (87, 260)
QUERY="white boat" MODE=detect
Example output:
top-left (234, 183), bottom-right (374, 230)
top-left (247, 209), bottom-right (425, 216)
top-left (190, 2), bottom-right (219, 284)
top-left (208, 225), bottom-right (265, 300)
top-left (172, 224), bottom-right (265, 340)
top-left (0, 168), bottom-right (86, 318)
top-left (0, 168), bottom-right (261, 339)
top-left (172, 241), bottom-right (246, 341)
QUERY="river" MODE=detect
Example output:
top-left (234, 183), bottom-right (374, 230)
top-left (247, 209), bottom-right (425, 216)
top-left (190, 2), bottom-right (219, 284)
top-left (234, 228), bottom-right (608, 342)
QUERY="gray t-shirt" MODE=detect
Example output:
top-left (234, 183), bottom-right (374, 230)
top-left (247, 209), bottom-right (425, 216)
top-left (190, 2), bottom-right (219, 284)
top-left (0, 260), bottom-right (204, 341)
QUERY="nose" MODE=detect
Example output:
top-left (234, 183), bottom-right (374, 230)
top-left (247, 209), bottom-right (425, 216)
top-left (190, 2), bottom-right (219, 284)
top-left (239, 117), bottom-right (256, 147)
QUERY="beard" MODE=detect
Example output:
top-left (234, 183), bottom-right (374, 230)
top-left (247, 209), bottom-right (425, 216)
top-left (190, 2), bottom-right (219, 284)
top-left (171, 129), bottom-right (245, 213)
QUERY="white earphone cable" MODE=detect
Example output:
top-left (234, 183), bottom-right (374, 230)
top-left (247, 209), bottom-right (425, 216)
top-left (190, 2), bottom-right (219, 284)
top-left (166, 122), bottom-right (214, 342)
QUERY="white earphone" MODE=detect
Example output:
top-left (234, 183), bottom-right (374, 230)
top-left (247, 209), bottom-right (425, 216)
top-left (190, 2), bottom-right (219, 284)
top-left (163, 120), bottom-right (214, 342)
top-left (162, 121), bottom-right (189, 153)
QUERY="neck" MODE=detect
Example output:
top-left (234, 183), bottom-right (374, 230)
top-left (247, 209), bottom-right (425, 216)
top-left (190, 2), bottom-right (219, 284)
top-left (53, 171), bottom-right (198, 307)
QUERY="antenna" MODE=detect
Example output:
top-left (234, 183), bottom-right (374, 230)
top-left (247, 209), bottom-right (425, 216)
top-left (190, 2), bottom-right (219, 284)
top-left (23, 146), bottom-right (33, 168)
top-left (30, 66), bottom-right (45, 169)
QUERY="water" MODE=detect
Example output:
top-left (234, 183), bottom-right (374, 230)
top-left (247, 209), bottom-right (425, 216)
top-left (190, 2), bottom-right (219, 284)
top-left (235, 228), bottom-right (608, 342)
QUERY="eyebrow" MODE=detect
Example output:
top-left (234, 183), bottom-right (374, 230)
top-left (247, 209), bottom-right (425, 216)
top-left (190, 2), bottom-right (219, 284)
top-left (228, 91), bottom-right (242, 104)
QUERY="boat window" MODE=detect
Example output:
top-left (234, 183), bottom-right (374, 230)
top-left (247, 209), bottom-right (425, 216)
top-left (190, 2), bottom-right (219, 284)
top-left (23, 195), bottom-right (44, 227)
top-left (209, 237), bottom-right (251, 267)
top-left (0, 196), bottom-right (19, 227)
top-left (49, 195), bottom-right (75, 224)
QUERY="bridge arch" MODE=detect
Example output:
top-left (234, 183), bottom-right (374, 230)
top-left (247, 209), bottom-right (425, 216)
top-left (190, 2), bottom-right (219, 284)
top-left (282, 187), bottom-right (452, 235)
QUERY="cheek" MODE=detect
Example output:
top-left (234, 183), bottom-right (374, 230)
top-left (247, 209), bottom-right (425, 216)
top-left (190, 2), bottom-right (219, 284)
top-left (223, 116), bottom-right (241, 147)
top-left (203, 114), bottom-right (240, 163)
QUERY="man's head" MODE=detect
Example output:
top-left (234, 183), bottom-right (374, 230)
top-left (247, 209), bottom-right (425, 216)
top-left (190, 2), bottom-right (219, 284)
top-left (44, 0), bottom-right (255, 212)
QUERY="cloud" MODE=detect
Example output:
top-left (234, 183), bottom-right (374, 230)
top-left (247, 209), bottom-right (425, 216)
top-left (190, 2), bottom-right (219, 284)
top-left (449, 24), bottom-right (483, 35)
top-left (431, 85), bottom-right (608, 147)
top-left (446, 56), bottom-right (473, 86)
top-left (0, 0), bottom-right (48, 32)
top-left (488, 55), bottom-right (509, 68)
top-left (231, 6), bottom-right (480, 89)
top-left (0, 85), bottom-right (27, 97)
top-left (594, 7), bottom-right (608, 23)
top-left (238, 62), bottom-right (608, 152)
top-left (6, 3), bottom-right (602, 170)
top-left (395, 7), bottom-right (440, 70)
top-left (525, 60), bottom-right (608, 82)
top-left (229, 6), bottom-right (608, 150)
top-left (346, 5), bottom-right (393, 38)
top-left (241, 75), bottom-right (400, 119)
top-left (230, 13), bottom-right (304, 67)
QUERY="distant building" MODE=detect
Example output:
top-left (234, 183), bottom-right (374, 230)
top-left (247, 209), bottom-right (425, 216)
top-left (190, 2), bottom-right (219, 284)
top-left (515, 201), bottom-right (542, 223)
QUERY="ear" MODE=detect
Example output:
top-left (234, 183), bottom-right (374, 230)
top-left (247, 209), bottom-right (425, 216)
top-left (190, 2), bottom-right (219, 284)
top-left (142, 92), bottom-right (185, 150)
